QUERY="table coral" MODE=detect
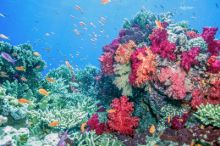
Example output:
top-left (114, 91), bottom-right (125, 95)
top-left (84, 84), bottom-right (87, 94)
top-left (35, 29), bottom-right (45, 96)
top-left (107, 96), bottom-right (139, 136)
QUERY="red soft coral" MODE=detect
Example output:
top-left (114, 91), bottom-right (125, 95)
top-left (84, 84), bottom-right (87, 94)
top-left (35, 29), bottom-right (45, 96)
top-left (181, 47), bottom-right (200, 72)
top-left (87, 114), bottom-right (106, 135)
top-left (171, 112), bottom-right (189, 130)
top-left (191, 89), bottom-right (205, 109)
top-left (149, 28), bottom-right (176, 60)
top-left (201, 27), bottom-right (220, 55)
top-left (207, 55), bottom-right (220, 73)
top-left (129, 46), bottom-right (157, 87)
top-left (158, 67), bottom-right (187, 100)
top-left (107, 96), bottom-right (139, 136)
top-left (99, 52), bottom-right (114, 75)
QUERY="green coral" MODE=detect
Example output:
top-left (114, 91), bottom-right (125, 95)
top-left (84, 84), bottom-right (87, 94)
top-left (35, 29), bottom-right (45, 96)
top-left (0, 42), bottom-right (45, 83)
top-left (27, 92), bottom-right (98, 136)
top-left (194, 104), bottom-right (220, 127)
top-left (0, 86), bottom-right (29, 121)
top-left (124, 10), bottom-right (156, 30)
top-left (71, 131), bottom-right (124, 146)
top-left (113, 64), bottom-right (133, 96)
top-left (188, 37), bottom-right (208, 52)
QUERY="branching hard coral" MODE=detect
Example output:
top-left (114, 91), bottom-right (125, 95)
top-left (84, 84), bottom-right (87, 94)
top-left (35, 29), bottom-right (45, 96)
top-left (0, 126), bottom-right (29, 146)
top-left (0, 42), bottom-right (45, 86)
top-left (75, 65), bottom-right (100, 97)
top-left (27, 92), bottom-right (98, 136)
top-left (107, 96), bottom-right (139, 136)
top-left (157, 67), bottom-right (187, 100)
top-left (113, 64), bottom-right (133, 96)
top-left (114, 40), bottom-right (136, 64)
top-left (194, 104), bottom-right (220, 127)
top-left (71, 131), bottom-right (124, 146)
top-left (0, 86), bottom-right (29, 120)
top-left (129, 46), bottom-right (156, 87)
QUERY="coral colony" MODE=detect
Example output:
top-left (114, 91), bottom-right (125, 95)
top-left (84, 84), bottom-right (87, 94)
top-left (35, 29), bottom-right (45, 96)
top-left (0, 10), bottom-right (220, 146)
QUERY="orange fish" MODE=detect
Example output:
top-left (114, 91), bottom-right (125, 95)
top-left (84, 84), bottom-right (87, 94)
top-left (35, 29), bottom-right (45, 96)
top-left (46, 77), bottom-right (55, 83)
top-left (155, 20), bottom-right (164, 29)
top-left (167, 115), bottom-right (171, 124)
top-left (18, 98), bottom-right (30, 104)
top-left (107, 109), bottom-right (116, 113)
top-left (48, 121), bottom-right (59, 127)
top-left (101, 0), bottom-right (111, 4)
top-left (200, 125), bottom-right (205, 129)
top-left (81, 122), bottom-right (87, 132)
top-left (149, 124), bottom-right (156, 134)
top-left (21, 77), bottom-right (28, 82)
top-left (33, 52), bottom-right (41, 57)
top-left (38, 88), bottom-right (49, 96)
top-left (15, 66), bottom-right (26, 72)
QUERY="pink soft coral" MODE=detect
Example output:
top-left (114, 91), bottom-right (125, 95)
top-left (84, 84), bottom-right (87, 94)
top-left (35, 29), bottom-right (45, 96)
top-left (207, 79), bottom-right (220, 104)
top-left (191, 89), bottom-right (205, 109)
top-left (149, 28), bottom-right (176, 60)
top-left (99, 52), bottom-right (114, 75)
top-left (114, 40), bottom-right (136, 64)
top-left (181, 47), bottom-right (200, 72)
top-left (87, 114), bottom-right (106, 135)
top-left (107, 96), bottom-right (139, 136)
top-left (201, 27), bottom-right (220, 55)
top-left (158, 67), bottom-right (187, 100)
top-left (129, 46), bottom-right (157, 87)
top-left (207, 55), bottom-right (220, 73)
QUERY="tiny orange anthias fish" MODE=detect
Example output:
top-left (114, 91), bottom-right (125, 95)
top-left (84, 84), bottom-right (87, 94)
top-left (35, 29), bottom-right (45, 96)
top-left (107, 109), bottom-right (116, 113)
top-left (18, 98), bottom-right (30, 104)
top-left (46, 77), bottom-right (55, 83)
top-left (81, 122), bottom-right (87, 133)
top-left (48, 121), bottom-right (59, 127)
top-left (38, 88), bottom-right (49, 96)
top-left (155, 20), bottom-right (164, 29)
top-left (149, 124), bottom-right (156, 134)
top-left (15, 66), bottom-right (26, 72)
top-left (101, 0), bottom-right (111, 5)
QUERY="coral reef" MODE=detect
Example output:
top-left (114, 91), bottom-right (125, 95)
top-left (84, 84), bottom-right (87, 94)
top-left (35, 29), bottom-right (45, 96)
top-left (0, 9), bottom-right (220, 146)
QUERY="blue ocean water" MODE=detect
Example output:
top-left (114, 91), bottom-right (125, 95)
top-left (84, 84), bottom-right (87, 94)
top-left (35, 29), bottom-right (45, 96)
top-left (0, 0), bottom-right (220, 73)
